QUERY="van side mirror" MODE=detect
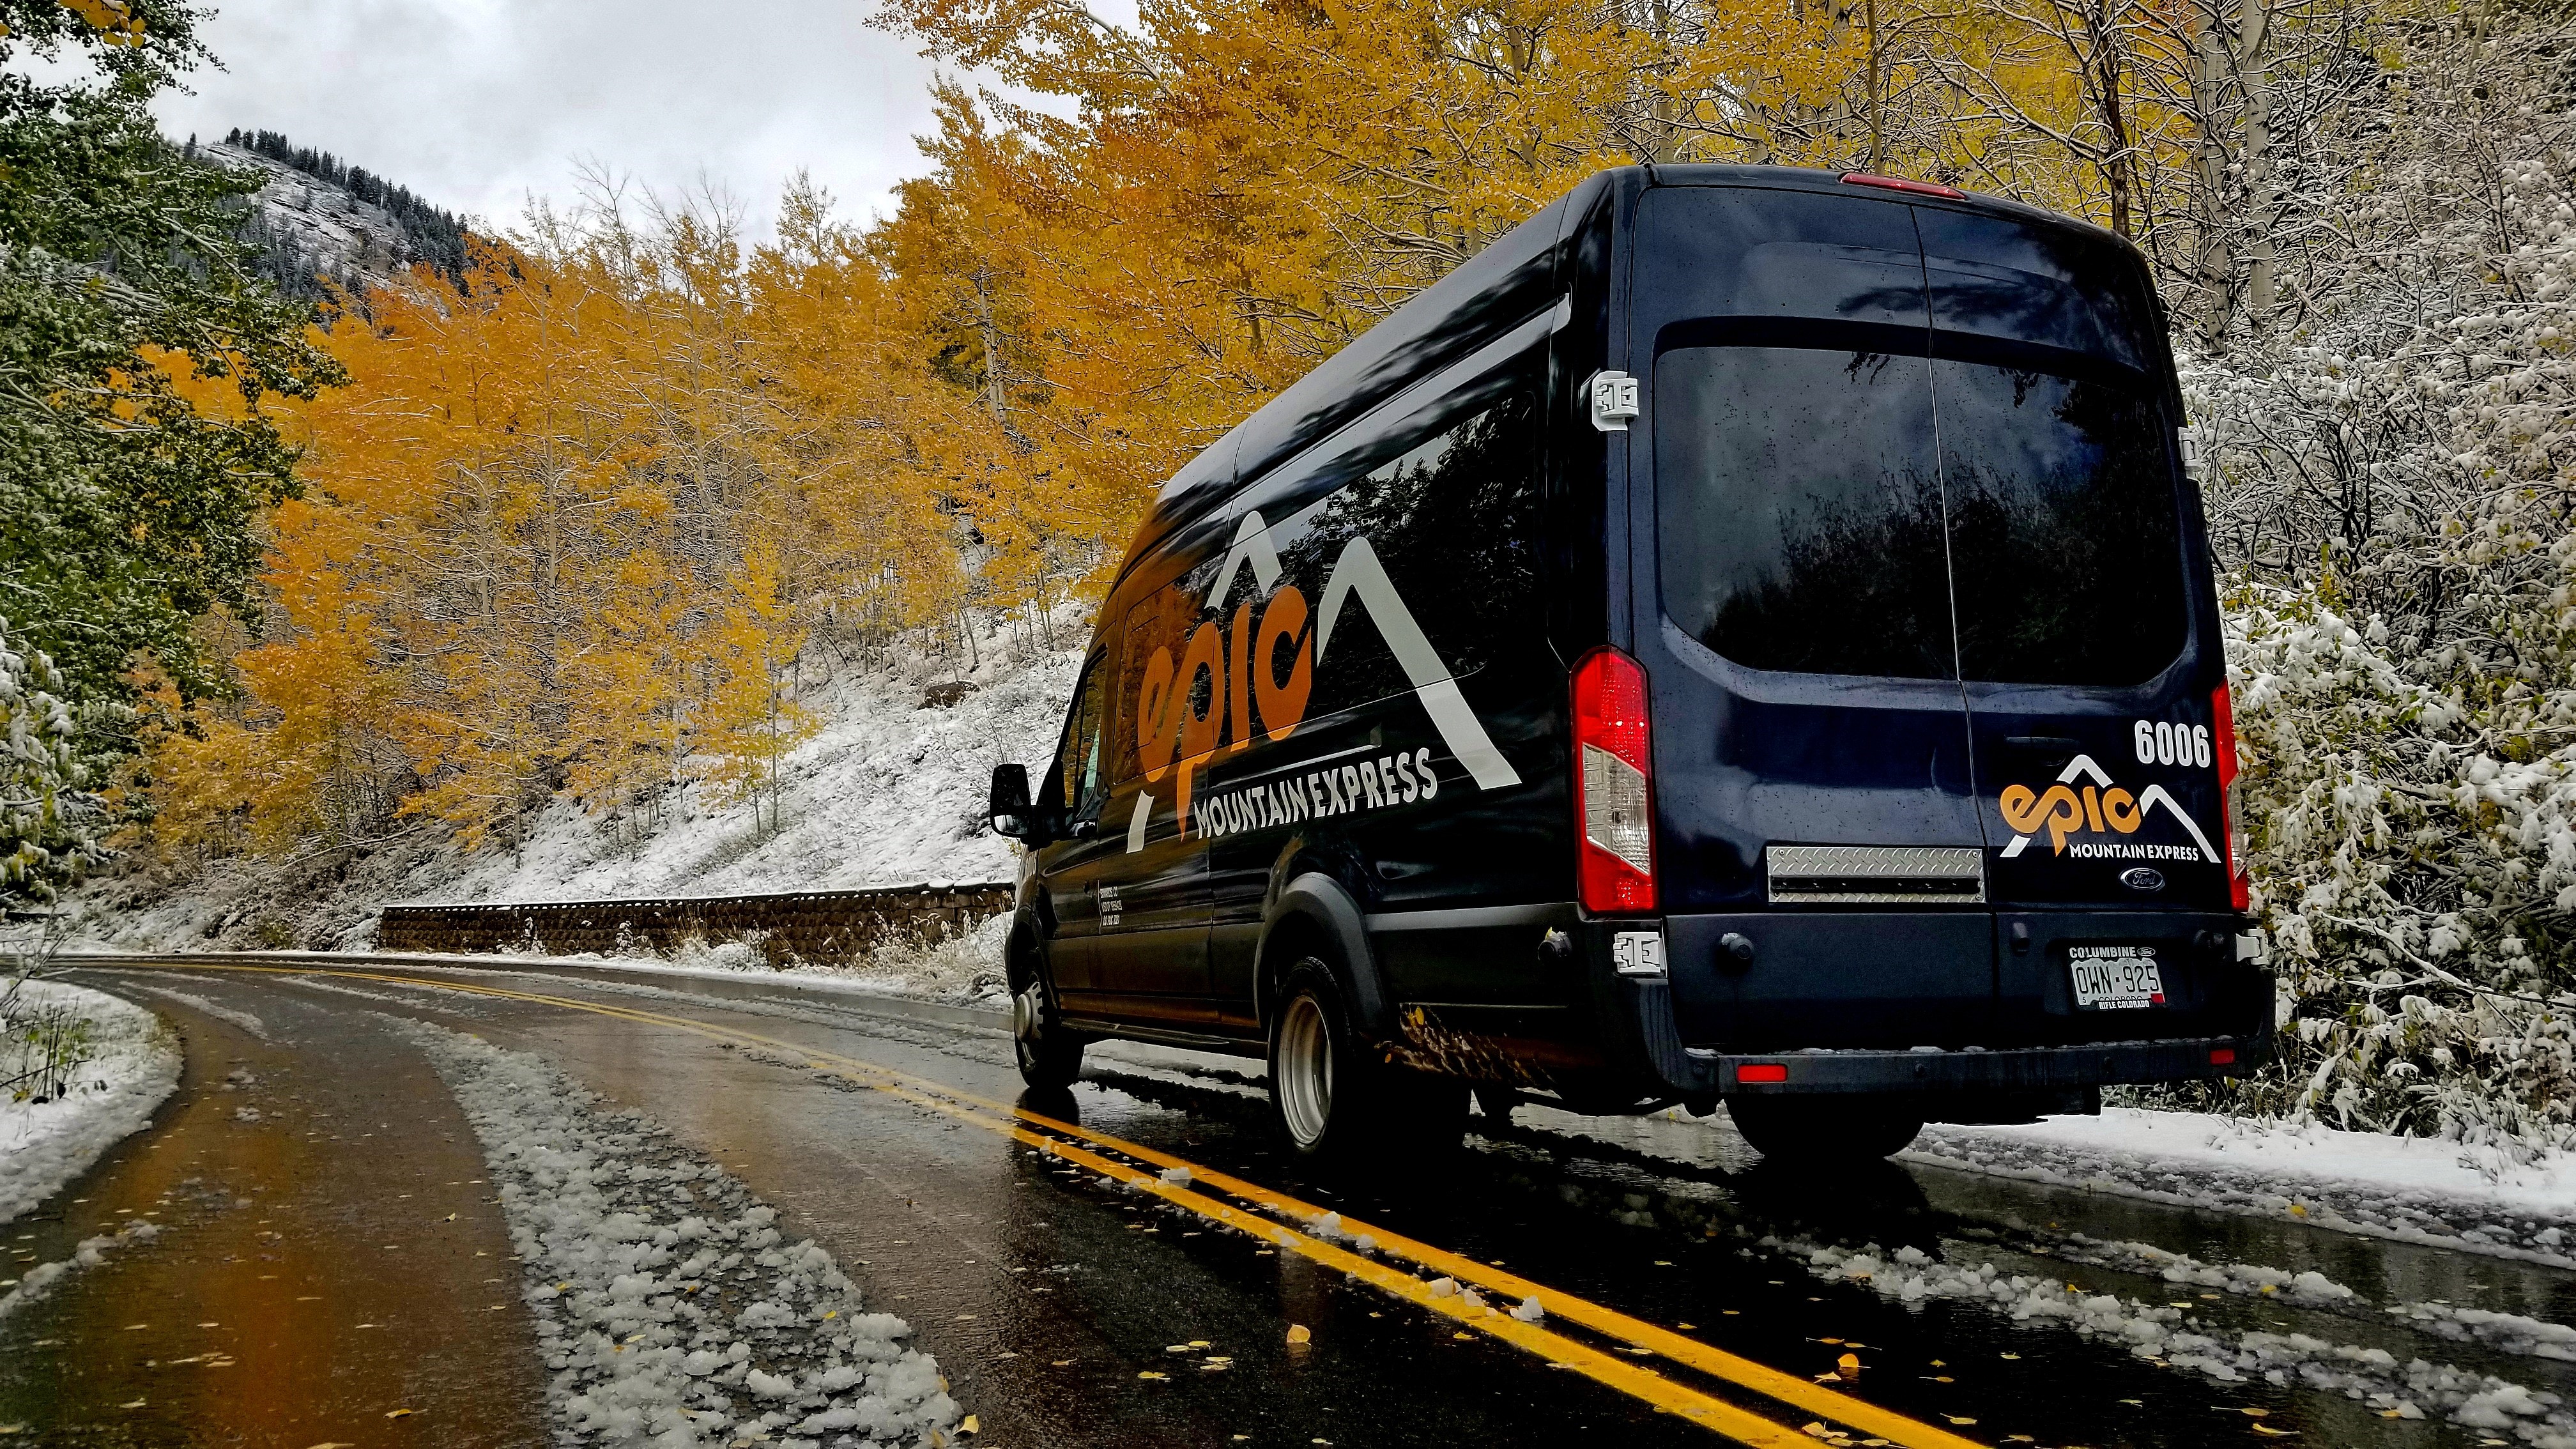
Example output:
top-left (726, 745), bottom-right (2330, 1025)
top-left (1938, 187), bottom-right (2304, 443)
top-left (988, 763), bottom-right (1038, 841)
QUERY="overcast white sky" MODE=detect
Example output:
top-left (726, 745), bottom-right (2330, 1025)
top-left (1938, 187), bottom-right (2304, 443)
top-left (149, 0), bottom-right (1128, 242)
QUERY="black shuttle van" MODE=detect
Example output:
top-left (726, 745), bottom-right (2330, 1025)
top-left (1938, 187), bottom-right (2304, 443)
top-left (987, 164), bottom-right (2270, 1160)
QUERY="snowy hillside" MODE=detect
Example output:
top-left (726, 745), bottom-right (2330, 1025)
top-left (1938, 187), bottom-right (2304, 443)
top-left (424, 641), bottom-right (1084, 905)
top-left (73, 621), bottom-right (1085, 951)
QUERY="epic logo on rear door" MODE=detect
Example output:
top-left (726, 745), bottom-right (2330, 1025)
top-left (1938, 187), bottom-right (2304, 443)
top-left (1996, 719), bottom-right (2220, 864)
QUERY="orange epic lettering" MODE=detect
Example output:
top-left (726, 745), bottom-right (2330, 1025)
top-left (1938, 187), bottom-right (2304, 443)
top-left (1995, 754), bottom-right (2223, 864)
top-left (1135, 585), bottom-right (1314, 833)
top-left (1998, 781), bottom-right (2145, 854)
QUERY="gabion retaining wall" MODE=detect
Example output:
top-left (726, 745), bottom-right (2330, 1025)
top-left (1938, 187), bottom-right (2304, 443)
top-left (376, 881), bottom-right (1015, 966)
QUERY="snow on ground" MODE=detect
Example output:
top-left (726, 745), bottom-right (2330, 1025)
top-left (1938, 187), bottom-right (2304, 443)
top-left (1790, 1236), bottom-right (2576, 1446)
top-left (394, 1016), bottom-right (960, 1449)
top-left (548, 913), bottom-right (1016, 1009)
top-left (72, 620), bottom-right (1083, 952)
top-left (1908, 1109), bottom-right (2576, 1266)
top-left (418, 638), bottom-right (1080, 907)
top-left (0, 979), bottom-right (180, 1228)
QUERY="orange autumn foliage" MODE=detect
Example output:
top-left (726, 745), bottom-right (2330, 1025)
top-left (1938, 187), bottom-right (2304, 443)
top-left (138, 0), bottom-right (2218, 865)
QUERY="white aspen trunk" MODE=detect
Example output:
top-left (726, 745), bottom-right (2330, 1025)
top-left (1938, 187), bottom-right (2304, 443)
top-left (2193, 0), bottom-right (2237, 346)
top-left (973, 277), bottom-right (1006, 424)
top-left (2239, 0), bottom-right (2276, 327)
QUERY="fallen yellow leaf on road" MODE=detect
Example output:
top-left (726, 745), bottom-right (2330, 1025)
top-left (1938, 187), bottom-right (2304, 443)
top-left (2251, 1427), bottom-right (2296, 1438)
top-left (384, 1409), bottom-right (417, 1419)
top-left (959, 1415), bottom-right (979, 1434)
top-left (1138, 1371), bottom-right (1169, 1381)
top-left (1286, 1324), bottom-right (1311, 1345)
top-left (1943, 1416), bottom-right (1977, 1426)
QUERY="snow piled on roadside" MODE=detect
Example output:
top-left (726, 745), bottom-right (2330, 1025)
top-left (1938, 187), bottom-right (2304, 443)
top-left (0, 1217), bottom-right (162, 1319)
top-left (393, 1016), bottom-right (958, 1449)
top-left (564, 914), bottom-right (1014, 1009)
top-left (1908, 1108), bottom-right (2576, 1265)
top-left (0, 979), bottom-right (180, 1226)
top-left (1797, 1239), bottom-right (2576, 1447)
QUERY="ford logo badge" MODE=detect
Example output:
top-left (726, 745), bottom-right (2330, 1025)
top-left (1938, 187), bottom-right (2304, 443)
top-left (2119, 866), bottom-right (2165, 893)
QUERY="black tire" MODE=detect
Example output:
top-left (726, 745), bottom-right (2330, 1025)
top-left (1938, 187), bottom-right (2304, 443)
top-left (1266, 958), bottom-right (1465, 1158)
top-left (1011, 946), bottom-right (1084, 1091)
top-left (1726, 1095), bottom-right (1924, 1161)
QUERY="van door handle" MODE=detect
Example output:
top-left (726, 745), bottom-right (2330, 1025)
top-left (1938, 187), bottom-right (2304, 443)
top-left (2002, 735), bottom-right (2082, 754)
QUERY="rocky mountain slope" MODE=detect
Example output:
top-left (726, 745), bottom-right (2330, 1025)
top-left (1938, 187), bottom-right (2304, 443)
top-left (192, 130), bottom-right (472, 301)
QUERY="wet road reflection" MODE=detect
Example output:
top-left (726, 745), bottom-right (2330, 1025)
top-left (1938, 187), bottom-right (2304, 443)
top-left (0, 986), bottom-right (546, 1446)
top-left (28, 961), bottom-right (2576, 1449)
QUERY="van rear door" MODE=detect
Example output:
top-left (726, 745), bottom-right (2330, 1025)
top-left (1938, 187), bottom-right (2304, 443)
top-left (1916, 210), bottom-right (2237, 1041)
top-left (1634, 185), bottom-right (1995, 1051)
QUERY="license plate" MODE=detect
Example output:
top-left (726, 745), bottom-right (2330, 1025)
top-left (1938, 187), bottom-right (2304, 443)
top-left (2067, 944), bottom-right (2166, 1010)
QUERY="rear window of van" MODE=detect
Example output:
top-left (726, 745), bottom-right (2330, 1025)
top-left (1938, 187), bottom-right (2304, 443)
top-left (1655, 344), bottom-right (2186, 687)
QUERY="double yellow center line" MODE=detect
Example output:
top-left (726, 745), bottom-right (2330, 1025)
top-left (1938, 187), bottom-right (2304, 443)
top-left (107, 960), bottom-right (1986, 1449)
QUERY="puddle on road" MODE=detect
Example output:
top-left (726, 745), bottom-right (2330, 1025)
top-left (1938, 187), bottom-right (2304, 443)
top-left (0, 979), bottom-right (544, 1447)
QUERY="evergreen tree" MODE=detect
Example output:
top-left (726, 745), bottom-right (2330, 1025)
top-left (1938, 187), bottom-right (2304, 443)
top-left (0, 0), bottom-right (342, 717)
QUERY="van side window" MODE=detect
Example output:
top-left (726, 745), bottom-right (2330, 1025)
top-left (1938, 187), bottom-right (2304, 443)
top-left (1117, 581), bottom-right (1202, 785)
top-left (1055, 654), bottom-right (1111, 820)
top-left (1266, 372), bottom-right (1545, 719)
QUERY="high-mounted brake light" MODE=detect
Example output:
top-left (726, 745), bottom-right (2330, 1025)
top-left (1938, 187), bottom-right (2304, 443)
top-left (1839, 172), bottom-right (1965, 200)
top-left (1572, 647), bottom-right (1656, 913)
top-left (2212, 683), bottom-right (2251, 911)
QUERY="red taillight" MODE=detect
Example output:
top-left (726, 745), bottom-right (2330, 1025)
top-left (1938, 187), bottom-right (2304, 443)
top-left (1572, 647), bottom-right (1656, 913)
top-left (1839, 172), bottom-right (1965, 199)
top-left (2212, 683), bottom-right (2250, 911)
top-left (1736, 1063), bottom-right (1788, 1084)
top-left (2209, 1048), bottom-right (2237, 1066)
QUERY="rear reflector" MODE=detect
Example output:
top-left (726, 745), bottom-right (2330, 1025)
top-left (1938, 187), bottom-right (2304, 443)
top-left (1839, 172), bottom-right (1965, 199)
top-left (1735, 1063), bottom-right (1788, 1084)
top-left (2212, 683), bottom-right (2251, 911)
top-left (1572, 647), bottom-right (1656, 913)
top-left (2209, 1048), bottom-right (2236, 1066)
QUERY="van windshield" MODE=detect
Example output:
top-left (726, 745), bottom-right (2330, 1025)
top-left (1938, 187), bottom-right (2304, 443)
top-left (1655, 344), bottom-right (2185, 687)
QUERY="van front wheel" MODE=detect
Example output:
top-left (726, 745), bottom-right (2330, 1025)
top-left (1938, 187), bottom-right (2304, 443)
top-left (1727, 1096), bottom-right (1924, 1161)
top-left (1012, 980), bottom-right (1084, 1090)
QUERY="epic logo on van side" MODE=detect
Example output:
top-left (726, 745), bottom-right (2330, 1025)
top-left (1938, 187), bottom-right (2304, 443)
top-left (1125, 512), bottom-right (1520, 846)
top-left (1997, 720), bottom-right (2222, 864)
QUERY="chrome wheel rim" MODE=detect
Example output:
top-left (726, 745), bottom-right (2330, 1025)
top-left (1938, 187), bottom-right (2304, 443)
top-left (1013, 985), bottom-right (1043, 1041)
top-left (1276, 994), bottom-right (1333, 1147)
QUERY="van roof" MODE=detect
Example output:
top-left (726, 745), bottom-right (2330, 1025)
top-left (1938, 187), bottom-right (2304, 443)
top-left (1113, 164), bottom-right (2145, 580)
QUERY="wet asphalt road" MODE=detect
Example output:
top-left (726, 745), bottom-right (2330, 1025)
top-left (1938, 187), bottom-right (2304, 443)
top-left (8, 957), bottom-right (2575, 1449)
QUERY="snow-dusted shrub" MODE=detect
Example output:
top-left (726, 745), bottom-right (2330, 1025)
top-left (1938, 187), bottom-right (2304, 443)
top-left (2207, 588), bottom-right (2576, 1153)
top-left (2165, 8), bottom-right (2576, 1154)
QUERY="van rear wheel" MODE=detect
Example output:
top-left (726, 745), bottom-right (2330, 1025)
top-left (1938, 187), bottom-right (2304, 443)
top-left (1727, 1096), bottom-right (1924, 1161)
top-left (1268, 960), bottom-right (1464, 1158)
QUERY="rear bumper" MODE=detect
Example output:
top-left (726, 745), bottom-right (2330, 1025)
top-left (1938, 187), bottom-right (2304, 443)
top-left (1598, 970), bottom-right (2273, 1100)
